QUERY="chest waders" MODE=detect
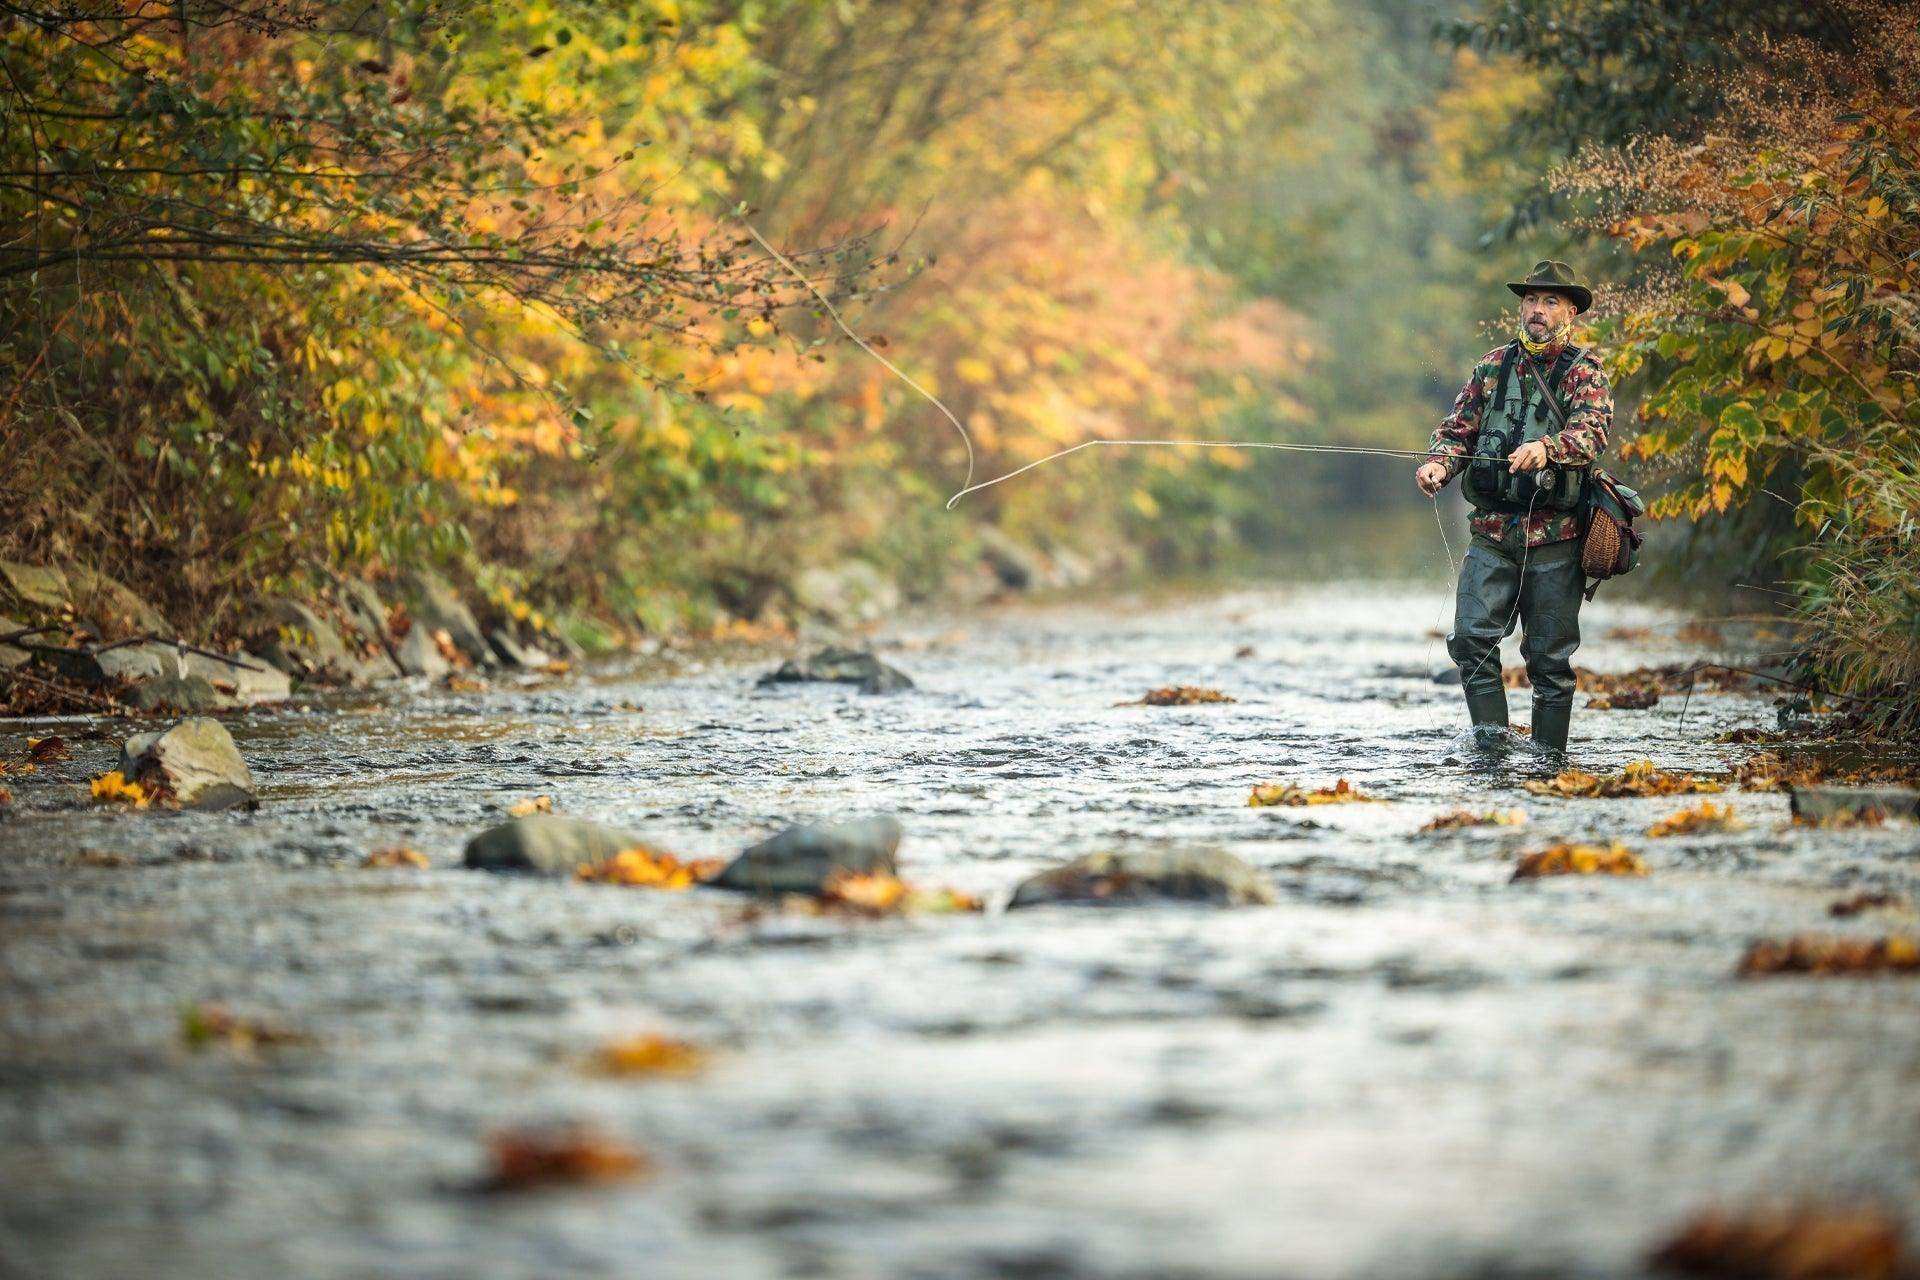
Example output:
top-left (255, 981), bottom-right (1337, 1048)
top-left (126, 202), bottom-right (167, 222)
top-left (1445, 342), bottom-right (1591, 754)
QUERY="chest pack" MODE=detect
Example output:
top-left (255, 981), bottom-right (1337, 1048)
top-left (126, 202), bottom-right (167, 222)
top-left (1459, 342), bottom-right (1590, 516)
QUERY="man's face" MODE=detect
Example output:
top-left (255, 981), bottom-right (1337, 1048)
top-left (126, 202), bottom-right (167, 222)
top-left (1521, 290), bottom-right (1575, 338)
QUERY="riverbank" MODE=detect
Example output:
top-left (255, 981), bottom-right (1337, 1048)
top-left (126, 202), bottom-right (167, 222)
top-left (4, 581), bottom-right (1917, 1278)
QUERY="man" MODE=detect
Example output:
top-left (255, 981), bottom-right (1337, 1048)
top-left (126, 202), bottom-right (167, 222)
top-left (1414, 260), bottom-right (1613, 754)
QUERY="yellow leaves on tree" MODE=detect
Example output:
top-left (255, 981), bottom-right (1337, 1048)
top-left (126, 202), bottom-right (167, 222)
top-left (1737, 935), bottom-right (1920, 978)
top-left (576, 846), bottom-right (723, 891)
top-left (1249, 778), bottom-right (1377, 807)
top-left (1511, 842), bottom-right (1648, 881)
top-left (1525, 760), bottom-right (1722, 799)
top-left (1647, 801), bottom-right (1746, 837)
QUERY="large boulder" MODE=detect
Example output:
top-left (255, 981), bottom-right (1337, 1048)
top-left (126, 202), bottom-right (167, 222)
top-left (464, 815), bottom-right (647, 876)
top-left (180, 652), bottom-right (292, 705)
top-left (399, 569), bottom-right (492, 667)
top-left (127, 674), bottom-right (224, 714)
top-left (394, 623), bottom-right (452, 679)
top-left (757, 645), bottom-right (914, 695)
top-left (0, 560), bottom-right (69, 613)
top-left (119, 718), bottom-right (257, 811)
top-left (1008, 848), bottom-right (1277, 909)
top-left (711, 815), bottom-right (903, 894)
top-left (791, 560), bottom-right (901, 627)
top-left (249, 599), bottom-right (361, 684)
top-left (52, 640), bottom-right (182, 686)
top-left (1790, 785), bottom-right (1920, 825)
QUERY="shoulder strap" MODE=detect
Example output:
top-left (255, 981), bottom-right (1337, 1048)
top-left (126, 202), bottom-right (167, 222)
top-left (1490, 342), bottom-right (1521, 412)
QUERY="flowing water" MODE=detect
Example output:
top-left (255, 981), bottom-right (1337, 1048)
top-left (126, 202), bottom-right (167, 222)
top-left (3, 581), bottom-right (1917, 1279)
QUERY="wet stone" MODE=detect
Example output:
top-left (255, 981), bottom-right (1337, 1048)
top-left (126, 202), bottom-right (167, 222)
top-left (127, 674), bottom-right (224, 714)
top-left (120, 717), bottom-right (258, 811)
top-left (711, 815), bottom-right (903, 894)
top-left (180, 652), bottom-right (292, 706)
top-left (400, 569), bottom-right (492, 667)
top-left (395, 624), bottom-right (452, 679)
top-left (1790, 784), bottom-right (1920, 824)
top-left (463, 814), bottom-right (647, 876)
top-left (758, 645), bottom-right (915, 695)
top-left (487, 626), bottom-right (553, 670)
top-left (1007, 847), bottom-right (1278, 909)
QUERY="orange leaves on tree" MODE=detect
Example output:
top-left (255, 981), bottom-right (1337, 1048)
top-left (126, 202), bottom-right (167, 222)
top-left (1511, 842), bottom-right (1648, 881)
top-left (1737, 935), bottom-right (1920, 978)
top-left (1647, 801), bottom-right (1746, 837)
top-left (1249, 778), bottom-right (1377, 807)
top-left (576, 845), bottom-right (723, 891)
top-left (1525, 760), bottom-right (1722, 799)
top-left (480, 1125), bottom-right (649, 1193)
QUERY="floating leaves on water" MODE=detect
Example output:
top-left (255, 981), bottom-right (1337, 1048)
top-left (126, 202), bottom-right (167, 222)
top-left (1525, 760), bottom-right (1722, 799)
top-left (443, 673), bottom-right (486, 692)
top-left (816, 870), bottom-right (983, 917)
top-left (362, 846), bottom-right (429, 869)
top-left (509, 795), bottom-right (554, 817)
top-left (576, 845), bottom-right (722, 890)
top-left (1511, 841), bottom-right (1647, 881)
top-left (1120, 685), bottom-right (1236, 706)
top-left (89, 769), bottom-right (151, 809)
top-left (1647, 801), bottom-right (1746, 837)
top-left (1419, 808), bottom-right (1527, 832)
top-left (480, 1124), bottom-right (649, 1192)
top-left (26, 735), bottom-right (72, 763)
top-left (1830, 890), bottom-right (1906, 918)
top-left (1731, 751), bottom-right (1920, 794)
top-left (181, 1002), bottom-right (313, 1053)
top-left (1588, 686), bottom-right (1660, 710)
top-left (541, 660), bottom-right (572, 676)
top-left (1717, 727), bottom-right (1787, 745)
top-left (590, 1034), bottom-right (711, 1078)
top-left (1794, 806), bottom-right (1888, 830)
top-left (1649, 1204), bottom-right (1912, 1279)
top-left (1233, 644), bottom-right (1256, 659)
top-left (1737, 935), bottom-right (1920, 977)
top-left (1249, 778), bottom-right (1376, 807)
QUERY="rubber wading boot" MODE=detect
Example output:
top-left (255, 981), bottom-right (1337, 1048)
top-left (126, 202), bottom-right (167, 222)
top-left (1466, 688), bottom-right (1510, 731)
top-left (1531, 702), bottom-right (1572, 754)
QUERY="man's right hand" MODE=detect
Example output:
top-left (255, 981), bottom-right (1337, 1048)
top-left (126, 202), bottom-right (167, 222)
top-left (1416, 460), bottom-right (1450, 496)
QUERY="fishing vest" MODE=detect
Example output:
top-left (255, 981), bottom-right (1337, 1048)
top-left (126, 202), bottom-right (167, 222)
top-left (1459, 341), bottom-right (1591, 516)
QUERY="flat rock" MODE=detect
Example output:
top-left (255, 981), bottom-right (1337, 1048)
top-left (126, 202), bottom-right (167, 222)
top-left (52, 641), bottom-right (183, 686)
top-left (1790, 785), bottom-right (1920, 824)
top-left (119, 718), bottom-right (257, 811)
top-left (1008, 847), bottom-right (1278, 909)
top-left (464, 815), bottom-right (646, 875)
top-left (128, 674), bottom-right (225, 714)
top-left (712, 815), bottom-right (903, 894)
top-left (758, 645), bottom-right (914, 695)
top-left (181, 652), bottom-right (292, 705)
top-left (400, 569), bottom-right (492, 666)
top-left (0, 560), bottom-right (69, 612)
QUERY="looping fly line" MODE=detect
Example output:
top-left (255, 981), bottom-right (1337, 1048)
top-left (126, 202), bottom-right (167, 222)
top-left (734, 212), bottom-right (1434, 510)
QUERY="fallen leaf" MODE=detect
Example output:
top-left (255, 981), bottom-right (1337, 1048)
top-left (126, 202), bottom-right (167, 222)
top-left (1525, 760), bottom-right (1722, 799)
top-left (432, 628), bottom-right (465, 666)
top-left (1649, 1204), bottom-right (1911, 1279)
top-left (1419, 808), bottom-right (1528, 832)
top-left (363, 846), bottom-right (429, 869)
top-left (1511, 841), bottom-right (1648, 880)
top-left (591, 1034), bottom-right (710, 1078)
top-left (181, 1001), bottom-right (313, 1053)
top-left (815, 870), bottom-right (983, 917)
top-left (1588, 686), bottom-right (1660, 710)
top-left (1249, 778), bottom-right (1378, 807)
top-left (1647, 801), bottom-right (1746, 837)
top-left (541, 660), bottom-right (572, 676)
top-left (1233, 644), bottom-right (1256, 659)
top-left (576, 845), bottom-right (722, 890)
top-left (443, 673), bottom-right (486, 692)
top-left (1121, 685), bottom-right (1236, 706)
top-left (27, 735), bottom-right (72, 763)
top-left (1830, 890), bottom-right (1906, 918)
top-left (89, 769), bottom-right (151, 809)
top-left (481, 1124), bottom-right (648, 1192)
top-left (509, 795), bottom-right (554, 817)
top-left (1734, 751), bottom-right (1920, 793)
top-left (1737, 935), bottom-right (1920, 977)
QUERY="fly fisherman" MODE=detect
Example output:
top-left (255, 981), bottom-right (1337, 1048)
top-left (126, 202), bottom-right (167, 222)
top-left (1414, 261), bottom-right (1614, 754)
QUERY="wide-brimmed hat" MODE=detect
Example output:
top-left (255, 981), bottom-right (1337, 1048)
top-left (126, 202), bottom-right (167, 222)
top-left (1506, 259), bottom-right (1593, 314)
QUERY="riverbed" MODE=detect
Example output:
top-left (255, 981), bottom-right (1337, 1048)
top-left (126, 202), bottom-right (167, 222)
top-left (3, 582), bottom-right (1917, 1279)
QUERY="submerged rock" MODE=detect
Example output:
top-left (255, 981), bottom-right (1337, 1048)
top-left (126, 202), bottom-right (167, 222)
top-left (464, 815), bottom-right (646, 876)
top-left (1790, 785), bottom-right (1920, 824)
top-left (758, 645), bottom-right (914, 695)
top-left (119, 718), bottom-right (257, 811)
top-left (1008, 848), bottom-right (1277, 909)
top-left (711, 815), bottom-right (902, 894)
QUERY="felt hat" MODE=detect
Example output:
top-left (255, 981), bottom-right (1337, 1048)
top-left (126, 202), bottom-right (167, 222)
top-left (1506, 259), bottom-right (1593, 313)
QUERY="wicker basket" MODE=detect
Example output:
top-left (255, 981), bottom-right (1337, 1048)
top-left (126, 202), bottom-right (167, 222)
top-left (1582, 506), bottom-right (1628, 579)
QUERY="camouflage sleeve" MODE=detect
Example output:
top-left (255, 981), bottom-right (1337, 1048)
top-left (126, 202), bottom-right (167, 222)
top-left (1426, 352), bottom-right (1500, 482)
top-left (1543, 358), bottom-right (1611, 466)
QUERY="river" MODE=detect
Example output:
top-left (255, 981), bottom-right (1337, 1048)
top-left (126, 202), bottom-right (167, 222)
top-left (3, 580), bottom-right (1917, 1279)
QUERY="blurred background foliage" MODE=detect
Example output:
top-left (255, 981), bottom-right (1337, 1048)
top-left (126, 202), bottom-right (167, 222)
top-left (2, 0), bottom-right (1913, 725)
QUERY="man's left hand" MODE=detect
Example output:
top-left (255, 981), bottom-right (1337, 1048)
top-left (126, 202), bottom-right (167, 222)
top-left (1507, 440), bottom-right (1550, 473)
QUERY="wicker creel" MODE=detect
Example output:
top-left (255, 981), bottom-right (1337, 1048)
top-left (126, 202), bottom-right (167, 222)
top-left (1582, 506), bottom-right (1627, 579)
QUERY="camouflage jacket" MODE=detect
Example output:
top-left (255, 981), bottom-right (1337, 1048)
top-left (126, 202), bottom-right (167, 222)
top-left (1424, 340), bottom-right (1613, 547)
